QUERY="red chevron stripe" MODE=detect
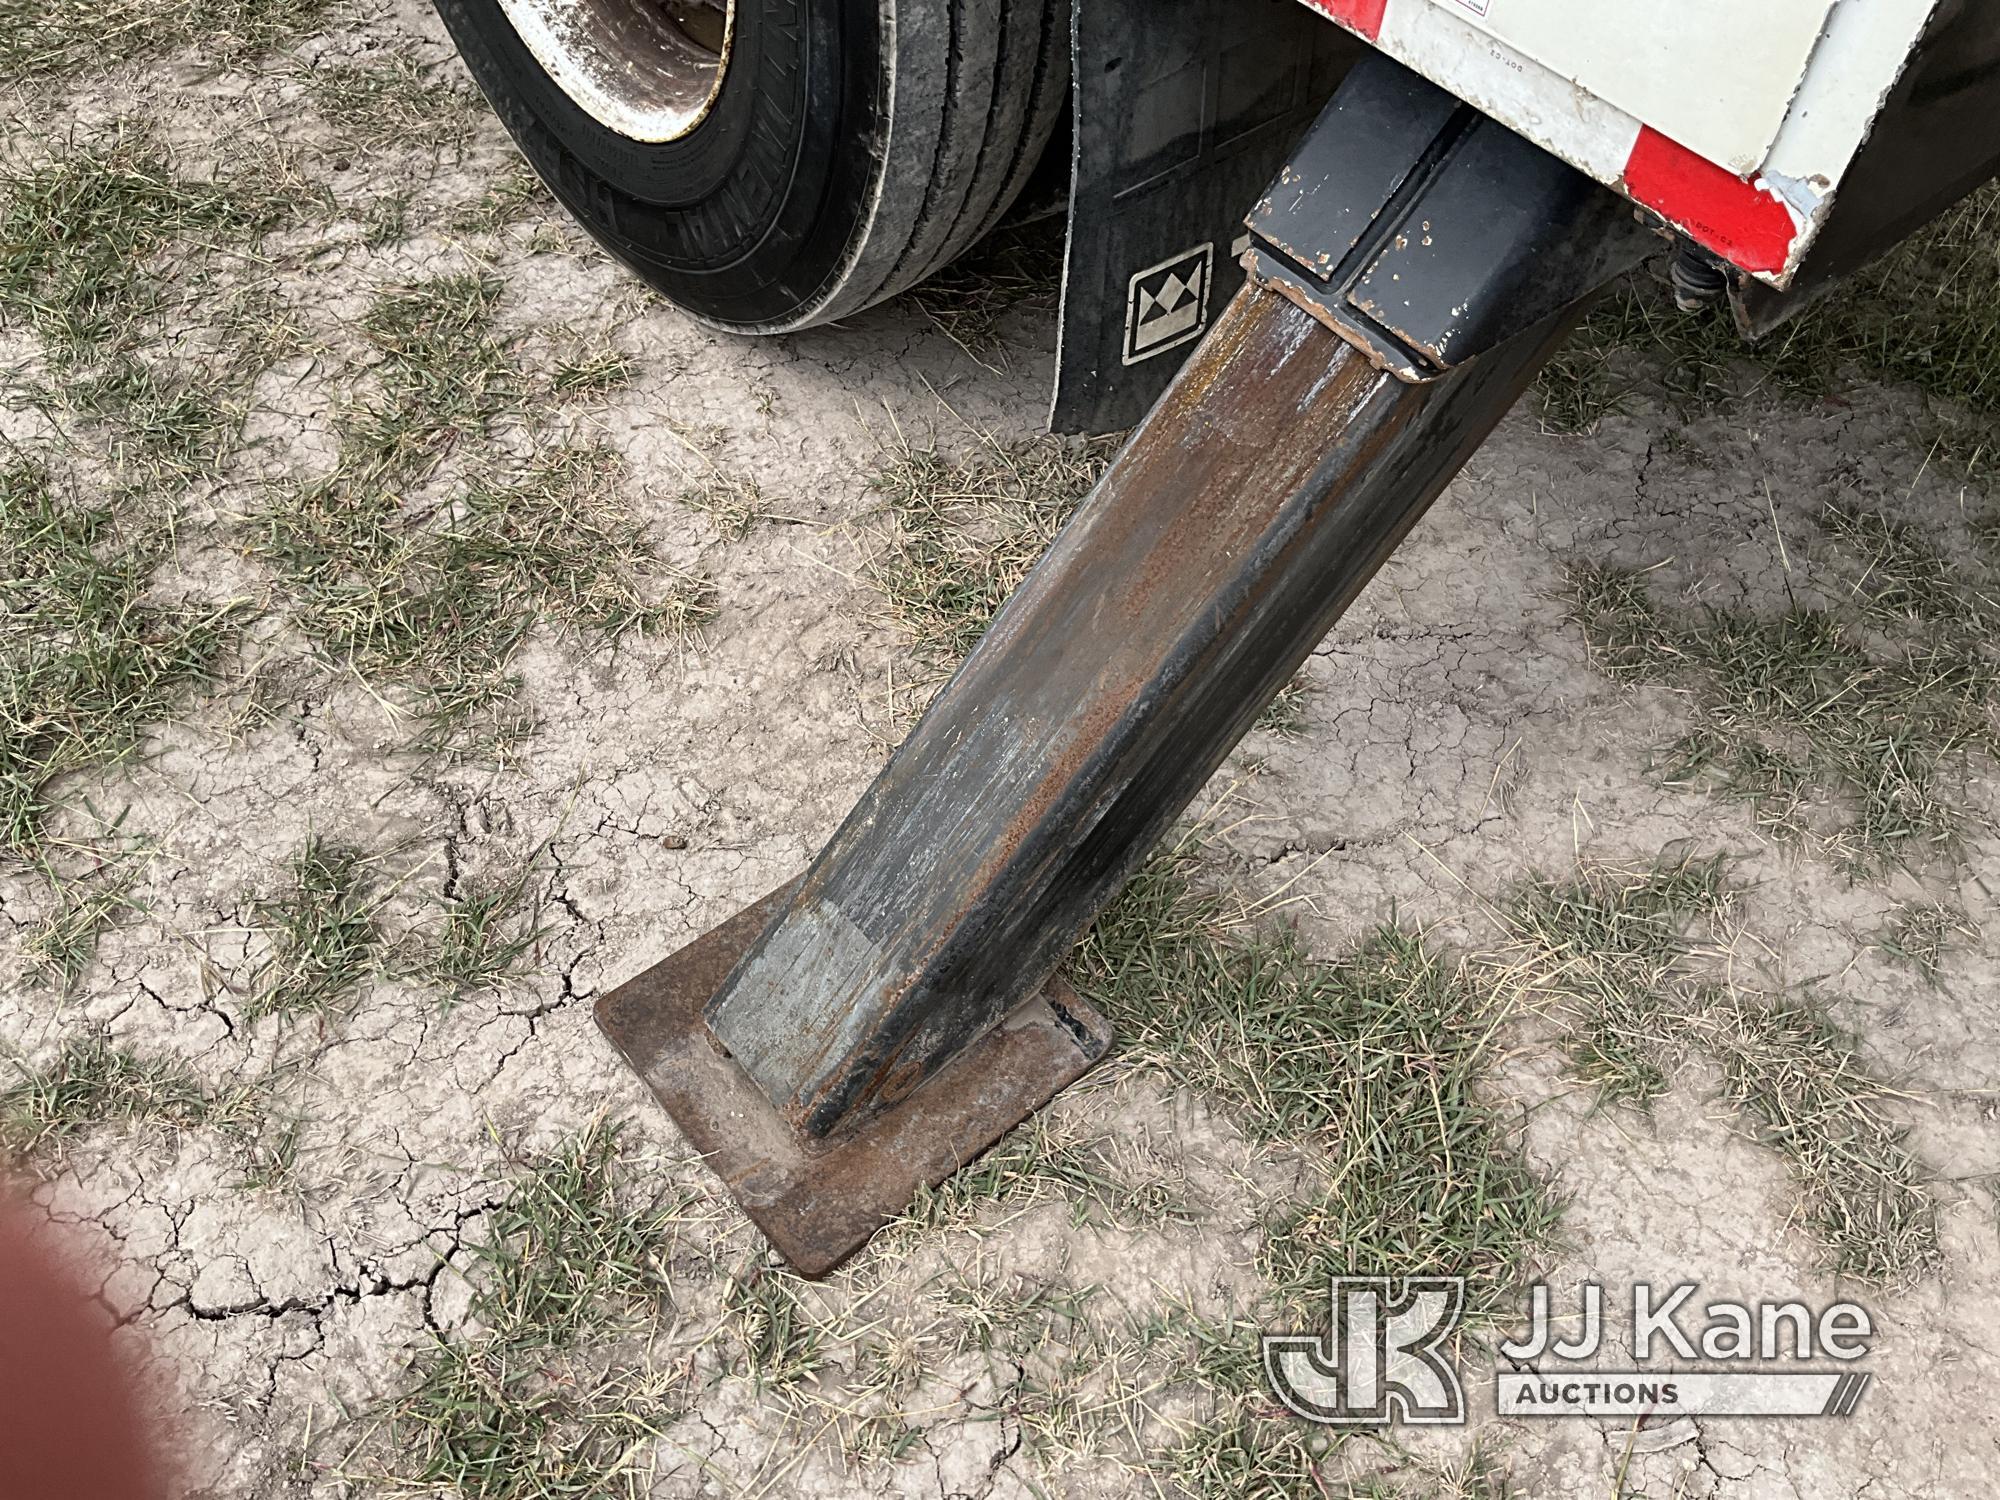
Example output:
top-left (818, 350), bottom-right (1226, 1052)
top-left (1624, 126), bottom-right (1799, 276)
top-left (1304, 0), bottom-right (1389, 41)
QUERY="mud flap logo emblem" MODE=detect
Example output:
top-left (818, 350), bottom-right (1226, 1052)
top-left (1123, 244), bottom-right (1213, 365)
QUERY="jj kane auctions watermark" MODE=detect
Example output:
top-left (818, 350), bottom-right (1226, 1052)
top-left (1264, 1278), bottom-right (1875, 1425)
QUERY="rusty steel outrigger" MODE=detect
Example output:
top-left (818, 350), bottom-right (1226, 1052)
top-left (596, 56), bottom-right (1659, 1274)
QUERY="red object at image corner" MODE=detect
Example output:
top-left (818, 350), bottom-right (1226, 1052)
top-left (0, 1195), bottom-right (171, 1500)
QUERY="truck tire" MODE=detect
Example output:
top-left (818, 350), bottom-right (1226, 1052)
top-left (435, 0), bottom-right (1070, 332)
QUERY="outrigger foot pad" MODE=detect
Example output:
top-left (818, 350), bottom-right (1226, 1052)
top-left (594, 886), bottom-right (1113, 1277)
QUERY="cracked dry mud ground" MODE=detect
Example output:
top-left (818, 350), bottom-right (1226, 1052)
top-left (3, 2), bottom-right (1999, 1496)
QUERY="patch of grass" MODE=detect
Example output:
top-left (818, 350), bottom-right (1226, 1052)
top-left (1159, 1387), bottom-right (1333, 1500)
top-left (206, 276), bottom-right (313, 373)
top-left (309, 58), bottom-right (479, 150)
top-left (450, 449), bottom-right (704, 635)
top-left (362, 192), bottom-right (414, 248)
top-left (19, 855), bottom-right (146, 991)
top-left (1155, 1311), bottom-right (1513, 1498)
top-left (386, 1121), bottom-right (690, 1499)
top-left (0, 0), bottom-right (334, 81)
top-left (548, 340), bottom-right (634, 399)
top-left (451, 164), bottom-right (556, 235)
top-left (1566, 561), bottom-right (1996, 870)
top-left (1505, 856), bottom-right (1940, 1285)
top-left (1877, 899), bottom-right (1974, 985)
top-left (1815, 500), bottom-right (1991, 628)
top-left (1172, 1418), bottom-right (1506, 1500)
top-left (1254, 670), bottom-right (1313, 739)
top-left (1539, 182), bottom-right (2000, 433)
top-left (868, 431), bottom-right (1115, 667)
top-left (721, 1262), bottom-right (828, 1388)
top-left (1533, 327), bottom-right (1630, 437)
top-left (471, 1122), bottom-right (680, 1346)
top-left (409, 875), bottom-right (545, 1002)
top-left (1501, 856), bottom-right (1728, 1109)
top-left (908, 224), bottom-right (1064, 370)
top-left (677, 467), bottom-right (762, 541)
top-left (0, 463), bottom-right (235, 853)
top-left (388, 1339), bottom-right (668, 1500)
top-left (0, 132), bottom-right (296, 476)
top-left (1075, 851), bottom-right (1561, 1330)
top-left (1705, 997), bottom-right (1939, 1285)
top-left (904, 1110), bottom-right (1194, 1236)
top-left (0, 132), bottom-right (284, 367)
top-left (249, 837), bottom-right (381, 1019)
top-left (57, 358), bottom-right (247, 477)
top-left (254, 444), bottom-right (711, 744)
top-left (0, 1035), bottom-right (260, 1156)
top-left (247, 276), bottom-right (706, 749)
top-left (340, 273), bottom-right (517, 482)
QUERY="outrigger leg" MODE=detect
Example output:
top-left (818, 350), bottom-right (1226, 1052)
top-left (597, 56), bottom-right (1657, 1274)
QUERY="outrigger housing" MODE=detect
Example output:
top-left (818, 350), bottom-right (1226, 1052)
top-left (596, 56), bottom-right (1657, 1274)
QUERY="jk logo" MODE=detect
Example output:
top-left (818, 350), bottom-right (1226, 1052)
top-left (1263, 1277), bottom-right (1467, 1425)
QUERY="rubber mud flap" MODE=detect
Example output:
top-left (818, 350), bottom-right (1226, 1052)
top-left (1050, 0), bottom-right (1358, 432)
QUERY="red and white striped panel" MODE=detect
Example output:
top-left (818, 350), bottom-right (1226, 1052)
top-left (1298, 0), bottom-right (1940, 286)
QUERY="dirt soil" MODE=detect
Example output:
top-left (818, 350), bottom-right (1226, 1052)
top-left (2, 2), bottom-right (1997, 1496)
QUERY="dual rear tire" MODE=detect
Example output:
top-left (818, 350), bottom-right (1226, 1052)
top-left (435, 0), bottom-right (1071, 331)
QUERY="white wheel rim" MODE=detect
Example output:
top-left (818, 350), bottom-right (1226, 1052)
top-left (496, 0), bottom-right (734, 143)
